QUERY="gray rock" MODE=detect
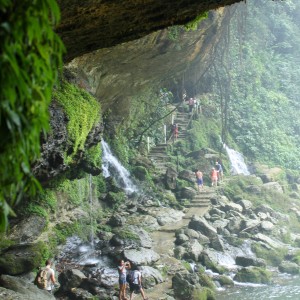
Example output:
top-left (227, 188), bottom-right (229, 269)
top-left (140, 266), bottom-right (163, 288)
top-left (237, 200), bottom-right (253, 211)
top-left (262, 182), bottom-right (283, 193)
top-left (260, 221), bottom-right (274, 231)
top-left (184, 228), bottom-right (200, 239)
top-left (58, 269), bottom-right (87, 291)
top-left (178, 170), bottom-right (196, 183)
top-left (278, 261), bottom-right (299, 274)
top-left (223, 202), bottom-right (243, 213)
top-left (188, 216), bottom-right (217, 239)
top-left (186, 240), bottom-right (203, 261)
top-left (124, 248), bottom-right (160, 265)
top-left (0, 275), bottom-right (55, 300)
top-left (176, 234), bottom-right (189, 245)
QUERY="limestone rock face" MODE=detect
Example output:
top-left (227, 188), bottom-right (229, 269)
top-left (57, 0), bottom-right (243, 61)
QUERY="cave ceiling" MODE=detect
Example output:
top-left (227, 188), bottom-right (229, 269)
top-left (57, 0), bottom-right (243, 62)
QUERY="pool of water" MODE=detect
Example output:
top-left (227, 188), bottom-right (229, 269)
top-left (216, 275), bottom-right (300, 299)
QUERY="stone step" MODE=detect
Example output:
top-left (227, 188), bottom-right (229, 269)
top-left (184, 203), bottom-right (210, 208)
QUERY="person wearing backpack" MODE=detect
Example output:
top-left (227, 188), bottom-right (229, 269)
top-left (129, 266), bottom-right (148, 300)
top-left (35, 259), bottom-right (56, 293)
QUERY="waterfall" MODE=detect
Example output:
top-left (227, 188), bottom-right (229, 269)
top-left (224, 144), bottom-right (250, 175)
top-left (101, 140), bottom-right (138, 194)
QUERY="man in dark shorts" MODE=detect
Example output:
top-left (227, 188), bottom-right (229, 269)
top-left (195, 169), bottom-right (204, 192)
top-left (129, 266), bottom-right (148, 300)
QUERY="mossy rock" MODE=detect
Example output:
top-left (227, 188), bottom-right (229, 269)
top-left (233, 266), bottom-right (272, 284)
top-left (0, 242), bottom-right (49, 275)
top-left (132, 165), bottom-right (149, 181)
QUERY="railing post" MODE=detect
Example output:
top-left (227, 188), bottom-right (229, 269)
top-left (164, 124), bottom-right (167, 144)
top-left (147, 136), bottom-right (150, 153)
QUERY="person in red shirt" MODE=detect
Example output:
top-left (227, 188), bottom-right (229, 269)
top-left (211, 167), bottom-right (218, 187)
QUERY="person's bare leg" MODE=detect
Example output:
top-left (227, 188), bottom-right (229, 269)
top-left (140, 288), bottom-right (147, 300)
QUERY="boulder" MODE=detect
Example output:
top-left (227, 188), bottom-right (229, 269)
top-left (188, 216), bottom-right (217, 239)
top-left (253, 233), bottom-right (286, 249)
top-left (237, 199), bottom-right (253, 211)
top-left (278, 261), bottom-right (299, 275)
top-left (175, 234), bottom-right (189, 245)
top-left (123, 248), bottom-right (160, 265)
top-left (140, 266), bottom-right (163, 288)
top-left (184, 228), bottom-right (200, 239)
top-left (164, 167), bottom-right (178, 190)
top-left (262, 182), bottom-right (283, 194)
top-left (185, 240), bottom-right (203, 261)
top-left (0, 275), bottom-right (55, 300)
top-left (223, 202), bottom-right (243, 213)
top-left (178, 170), bottom-right (196, 183)
top-left (0, 242), bottom-right (47, 275)
top-left (107, 214), bottom-right (126, 227)
top-left (58, 269), bottom-right (87, 291)
top-left (180, 187), bottom-right (197, 199)
top-left (7, 216), bottom-right (47, 243)
top-left (233, 267), bottom-right (271, 284)
top-left (235, 256), bottom-right (266, 268)
top-left (260, 221), bottom-right (274, 232)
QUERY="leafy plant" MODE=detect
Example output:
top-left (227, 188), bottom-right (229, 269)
top-left (0, 0), bottom-right (64, 231)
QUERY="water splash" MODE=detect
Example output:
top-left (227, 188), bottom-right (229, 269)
top-left (101, 140), bottom-right (138, 194)
top-left (224, 144), bottom-right (250, 175)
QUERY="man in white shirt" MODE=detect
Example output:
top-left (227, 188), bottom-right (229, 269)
top-left (45, 259), bottom-right (56, 293)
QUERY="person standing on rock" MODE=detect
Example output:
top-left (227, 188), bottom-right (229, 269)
top-left (195, 169), bottom-right (204, 192)
top-left (118, 259), bottom-right (131, 300)
top-left (129, 266), bottom-right (148, 300)
top-left (211, 167), bottom-right (218, 187)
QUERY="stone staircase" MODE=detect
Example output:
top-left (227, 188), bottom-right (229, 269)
top-left (148, 110), bottom-right (191, 174)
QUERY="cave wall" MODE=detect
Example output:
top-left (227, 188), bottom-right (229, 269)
top-left (57, 0), bottom-right (242, 61)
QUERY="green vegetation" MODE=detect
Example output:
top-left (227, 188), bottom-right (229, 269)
top-left (54, 81), bottom-right (101, 162)
top-left (184, 12), bottom-right (209, 31)
top-left (233, 267), bottom-right (272, 284)
top-left (0, 0), bottom-right (64, 231)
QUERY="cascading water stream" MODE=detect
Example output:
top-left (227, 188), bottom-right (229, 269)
top-left (101, 140), bottom-right (138, 194)
top-left (224, 144), bottom-right (250, 175)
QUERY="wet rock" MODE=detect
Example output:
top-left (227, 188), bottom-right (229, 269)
top-left (226, 217), bottom-right (243, 234)
top-left (0, 275), bottom-right (55, 300)
top-left (210, 236), bottom-right (224, 252)
top-left (107, 214), bottom-right (126, 227)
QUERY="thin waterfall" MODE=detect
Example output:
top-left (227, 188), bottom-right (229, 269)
top-left (101, 140), bottom-right (138, 194)
top-left (224, 144), bottom-right (250, 175)
top-left (89, 174), bottom-right (95, 249)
